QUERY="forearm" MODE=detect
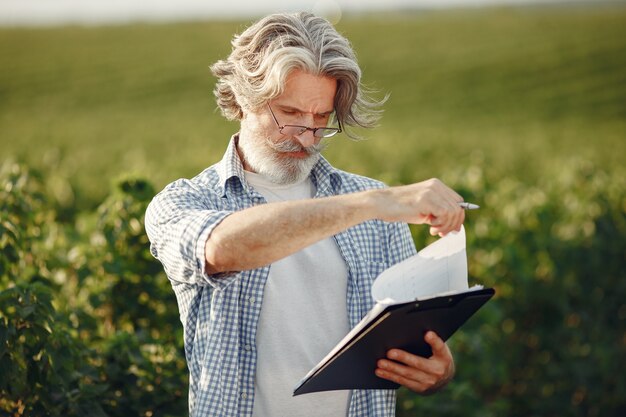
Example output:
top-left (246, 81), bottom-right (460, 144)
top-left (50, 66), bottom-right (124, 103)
top-left (204, 177), bottom-right (466, 275)
top-left (204, 189), bottom-right (378, 274)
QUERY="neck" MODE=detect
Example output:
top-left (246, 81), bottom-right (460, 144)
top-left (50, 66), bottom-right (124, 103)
top-left (235, 131), bottom-right (254, 172)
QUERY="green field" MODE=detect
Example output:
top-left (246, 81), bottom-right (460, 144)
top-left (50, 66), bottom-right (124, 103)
top-left (1, 4), bottom-right (624, 207)
top-left (1, 4), bottom-right (626, 416)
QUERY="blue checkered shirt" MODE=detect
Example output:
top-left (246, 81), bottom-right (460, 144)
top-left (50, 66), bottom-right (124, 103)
top-left (145, 136), bottom-right (417, 417)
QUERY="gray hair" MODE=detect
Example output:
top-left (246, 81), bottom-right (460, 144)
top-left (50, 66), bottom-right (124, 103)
top-left (210, 12), bottom-right (384, 135)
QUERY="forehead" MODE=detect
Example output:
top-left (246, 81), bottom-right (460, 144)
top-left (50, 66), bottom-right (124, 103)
top-left (275, 69), bottom-right (337, 113)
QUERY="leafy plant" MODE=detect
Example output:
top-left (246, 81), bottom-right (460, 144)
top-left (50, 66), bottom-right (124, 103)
top-left (0, 163), bottom-right (187, 416)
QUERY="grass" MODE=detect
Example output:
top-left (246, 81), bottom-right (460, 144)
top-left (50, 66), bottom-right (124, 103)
top-left (0, 4), bottom-right (625, 208)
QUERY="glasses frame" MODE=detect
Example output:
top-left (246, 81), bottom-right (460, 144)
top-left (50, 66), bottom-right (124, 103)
top-left (267, 103), bottom-right (342, 139)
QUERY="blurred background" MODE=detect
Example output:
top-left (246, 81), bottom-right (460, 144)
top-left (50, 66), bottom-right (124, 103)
top-left (1, 0), bottom-right (624, 416)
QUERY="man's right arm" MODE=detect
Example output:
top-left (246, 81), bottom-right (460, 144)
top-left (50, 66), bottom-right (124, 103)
top-left (205, 178), bottom-right (465, 275)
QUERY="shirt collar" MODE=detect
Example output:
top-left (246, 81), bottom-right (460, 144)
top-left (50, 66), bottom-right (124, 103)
top-left (216, 134), bottom-right (343, 198)
top-left (310, 156), bottom-right (343, 197)
top-left (216, 134), bottom-right (248, 197)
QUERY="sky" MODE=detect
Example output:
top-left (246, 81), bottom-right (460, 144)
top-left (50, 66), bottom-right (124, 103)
top-left (0, 0), bottom-right (591, 26)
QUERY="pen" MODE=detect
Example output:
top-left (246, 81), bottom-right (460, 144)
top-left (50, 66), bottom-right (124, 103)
top-left (458, 202), bottom-right (480, 210)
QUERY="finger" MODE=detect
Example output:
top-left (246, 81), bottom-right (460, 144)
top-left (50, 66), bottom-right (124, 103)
top-left (375, 369), bottom-right (431, 393)
top-left (430, 216), bottom-right (454, 236)
top-left (457, 208), bottom-right (466, 228)
top-left (376, 351), bottom-right (448, 394)
top-left (447, 199), bottom-right (465, 229)
top-left (435, 203), bottom-right (465, 236)
top-left (436, 193), bottom-right (464, 227)
top-left (388, 348), bottom-right (428, 368)
top-left (426, 212), bottom-right (446, 236)
top-left (426, 204), bottom-right (455, 231)
top-left (377, 357), bottom-right (431, 379)
top-left (440, 212), bottom-right (457, 235)
top-left (386, 348), bottom-right (446, 378)
top-left (375, 363), bottom-right (436, 393)
top-left (425, 331), bottom-right (448, 356)
top-left (428, 216), bottom-right (450, 236)
top-left (376, 356), bottom-right (439, 387)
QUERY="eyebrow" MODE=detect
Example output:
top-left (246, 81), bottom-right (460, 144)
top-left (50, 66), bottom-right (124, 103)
top-left (276, 104), bottom-right (334, 117)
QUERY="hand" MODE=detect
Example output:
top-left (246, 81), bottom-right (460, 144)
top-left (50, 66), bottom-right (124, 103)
top-left (375, 331), bottom-right (455, 395)
top-left (374, 178), bottom-right (465, 236)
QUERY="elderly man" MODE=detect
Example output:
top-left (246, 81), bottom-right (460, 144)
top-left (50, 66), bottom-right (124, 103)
top-left (145, 12), bottom-right (465, 417)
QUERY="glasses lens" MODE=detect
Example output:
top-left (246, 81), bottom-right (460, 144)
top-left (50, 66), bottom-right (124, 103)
top-left (281, 125), bottom-right (308, 136)
top-left (314, 128), bottom-right (340, 138)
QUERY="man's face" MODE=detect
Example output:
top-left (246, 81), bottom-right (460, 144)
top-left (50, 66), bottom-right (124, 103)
top-left (238, 69), bottom-right (338, 184)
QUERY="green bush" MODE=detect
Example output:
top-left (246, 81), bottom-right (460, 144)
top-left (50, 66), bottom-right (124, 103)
top-left (0, 162), bottom-right (187, 416)
top-left (0, 162), bottom-right (106, 416)
top-left (1, 157), bottom-right (624, 416)
top-left (398, 159), bottom-right (626, 417)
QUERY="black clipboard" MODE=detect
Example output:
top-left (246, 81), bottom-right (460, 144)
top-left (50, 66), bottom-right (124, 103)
top-left (293, 287), bottom-right (495, 395)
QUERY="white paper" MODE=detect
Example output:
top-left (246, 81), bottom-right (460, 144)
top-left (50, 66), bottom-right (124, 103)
top-left (371, 226), bottom-right (468, 303)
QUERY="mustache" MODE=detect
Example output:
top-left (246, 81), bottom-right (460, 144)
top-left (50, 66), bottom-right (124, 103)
top-left (265, 137), bottom-right (327, 155)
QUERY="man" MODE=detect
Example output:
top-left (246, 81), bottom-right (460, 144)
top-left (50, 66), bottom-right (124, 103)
top-left (145, 12), bottom-right (465, 417)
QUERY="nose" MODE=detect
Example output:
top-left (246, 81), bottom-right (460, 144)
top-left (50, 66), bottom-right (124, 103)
top-left (295, 130), bottom-right (317, 148)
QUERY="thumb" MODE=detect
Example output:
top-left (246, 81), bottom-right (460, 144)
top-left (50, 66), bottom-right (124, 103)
top-left (425, 331), bottom-right (447, 357)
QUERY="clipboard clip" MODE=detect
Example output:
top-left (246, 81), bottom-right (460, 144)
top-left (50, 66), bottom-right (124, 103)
top-left (409, 296), bottom-right (458, 313)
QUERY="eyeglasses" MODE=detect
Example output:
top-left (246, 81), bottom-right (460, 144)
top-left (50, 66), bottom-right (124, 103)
top-left (267, 103), bottom-right (342, 139)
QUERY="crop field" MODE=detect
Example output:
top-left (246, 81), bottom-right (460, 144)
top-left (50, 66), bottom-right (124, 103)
top-left (1, 5), bottom-right (624, 206)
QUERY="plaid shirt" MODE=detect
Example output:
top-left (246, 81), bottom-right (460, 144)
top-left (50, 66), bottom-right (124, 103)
top-left (145, 136), bottom-right (417, 417)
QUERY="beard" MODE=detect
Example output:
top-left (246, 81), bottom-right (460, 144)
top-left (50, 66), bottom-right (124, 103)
top-left (238, 133), bottom-right (326, 185)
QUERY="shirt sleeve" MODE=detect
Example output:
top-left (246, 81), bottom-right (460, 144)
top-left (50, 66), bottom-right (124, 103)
top-left (144, 178), bottom-right (236, 289)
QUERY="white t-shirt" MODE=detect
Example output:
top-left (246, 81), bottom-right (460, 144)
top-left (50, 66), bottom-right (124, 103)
top-left (245, 171), bottom-right (351, 417)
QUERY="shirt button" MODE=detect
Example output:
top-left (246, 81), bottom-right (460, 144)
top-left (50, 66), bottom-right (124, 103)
top-left (248, 297), bottom-right (256, 305)
top-left (244, 344), bottom-right (252, 351)
top-left (241, 392), bottom-right (248, 400)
